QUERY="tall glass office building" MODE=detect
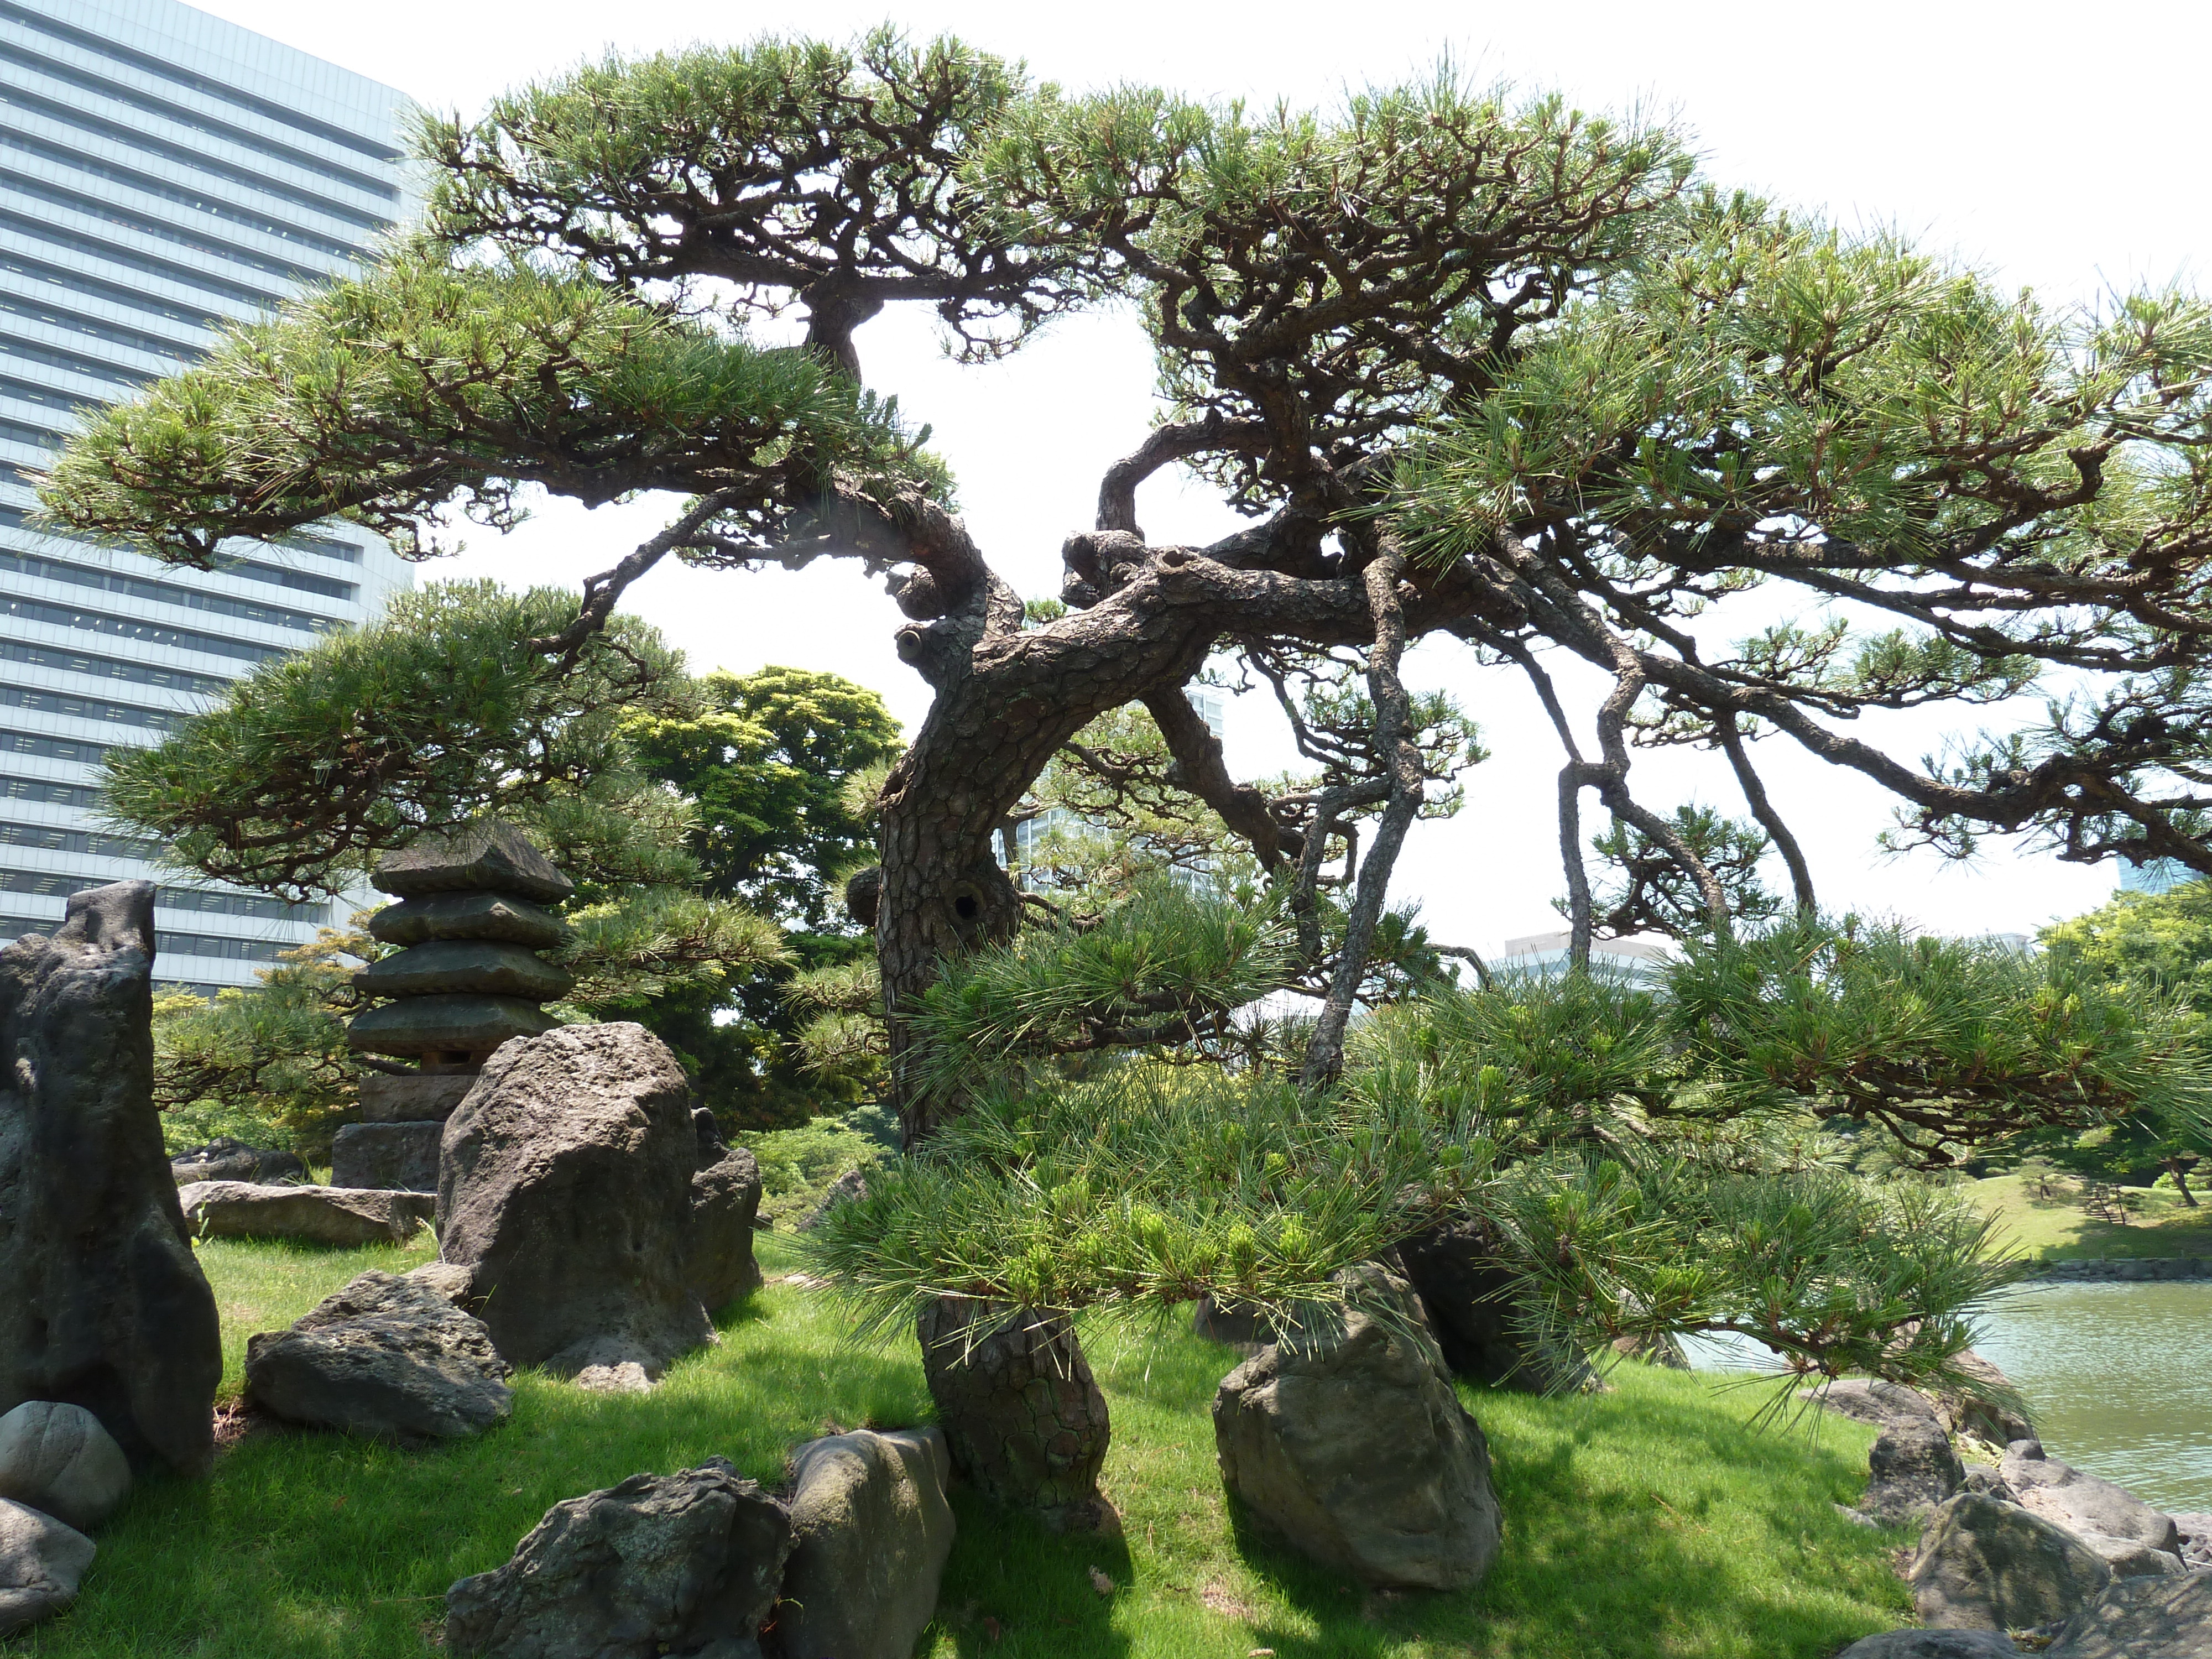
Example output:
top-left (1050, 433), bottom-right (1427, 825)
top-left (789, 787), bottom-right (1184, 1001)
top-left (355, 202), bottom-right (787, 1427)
top-left (0, 0), bottom-right (414, 995)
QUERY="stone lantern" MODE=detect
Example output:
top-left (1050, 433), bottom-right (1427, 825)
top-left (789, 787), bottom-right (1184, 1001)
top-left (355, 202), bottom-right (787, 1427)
top-left (332, 822), bottom-right (574, 1190)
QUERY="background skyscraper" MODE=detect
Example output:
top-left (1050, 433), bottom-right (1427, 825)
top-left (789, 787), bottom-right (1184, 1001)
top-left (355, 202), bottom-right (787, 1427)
top-left (0, 0), bottom-right (414, 995)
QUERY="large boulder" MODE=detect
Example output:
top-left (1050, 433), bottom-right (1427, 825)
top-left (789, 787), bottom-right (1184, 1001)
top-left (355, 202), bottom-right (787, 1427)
top-left (916, 1296), bottom-right (1110, 1532)
top-left (1940, 1350), bottom-right (2036, 1447)
top-left (2046, 1570), bottom-right (2212, 1659)
top-left (331, 1122), bottom-right (443, 1192)
top-left (244, 1270), bottom-right (512, 1443)
top-left (0, 1498), bottom-right (94, 1637)
top-left (768, 1428), bottom-right (955, 1659)
top-left (168, 1136), bottom-right (304, 1187)
top-left (1394, 1217), bottom-right (1593, 1391)
top-left (1911, 1492), bottom-right (2112, 1630)
top-left (1863, 1419), bottom-right (1965, 1524)
top-left (178, 1181), bottom-right (435, 1248)
top-left (437, 1022), bottom-right (713, 1380)
top-left (1801, 1378), bottom-right (1945, 1434)
top-left (2074, 1531), bottom-right (2184, 1578)
top-left (1835, 1632), bottom-right (2021, 1658)
top-left (1212, 1265), bottom-right (1501, 1592)
top-left (0, 1402), bottom-right (129, 1531)
top-left (445, 1458), bottom-right (792, 1659)
top-left (0, 882), bottom-right (220, 1475)
top-left (688, 1111), bottom-right (762, 1314)
top-left (1999, 1444), bottom-right (2182, 1554)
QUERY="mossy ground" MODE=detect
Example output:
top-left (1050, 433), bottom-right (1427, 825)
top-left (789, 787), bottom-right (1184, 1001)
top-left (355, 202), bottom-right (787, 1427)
top-left (7, 1234), bottom-right (1913, 1659)
top-left (1964, 1172), bottom-right (2212, 1261)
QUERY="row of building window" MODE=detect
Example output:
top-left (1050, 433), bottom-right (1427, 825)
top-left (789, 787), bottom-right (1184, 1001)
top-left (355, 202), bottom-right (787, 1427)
top-left (0, 77), bottom-right (392, 234)
top-left (0, 508), bottom-right (361, 602)
top-left (3, 128), bottom-right (363, 264)
top-left (0, 772), bottom-right (92, 809)
top-left (0, 633), bottom-right (229, 698)
top-left (0, 680), bottom-right (187, 734)
top-left (1, 166), bottom-right (324, 295)
top-left (0, 23), bottom-right (398, 196)
top-left (1, 245), bottom-right (223, 336)
top-left (0, 726), bottom-right (108, 766)
top-left (0, 544), bottom-right (338, 635)
top-left (0, 591), bottom-right (288, 665)
top-left (0, 200), bottom-right (279, 312)
top-left (0, 911), bottom-right (289, 962)
top-left (0, 816), bottom-right (160, 861)
top-left (0, 330), bottom-right (152, 388)
top-left (0, 287), bottom-right (202, 364)
top-left (0, 414), bottom-right (58, 450)
top-left (0, 865), bottom-right (322, 923)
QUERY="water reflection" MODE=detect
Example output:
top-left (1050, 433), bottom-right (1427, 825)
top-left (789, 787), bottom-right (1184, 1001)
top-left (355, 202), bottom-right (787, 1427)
top-left (1684, 1281), bottom-right (2212, 1511)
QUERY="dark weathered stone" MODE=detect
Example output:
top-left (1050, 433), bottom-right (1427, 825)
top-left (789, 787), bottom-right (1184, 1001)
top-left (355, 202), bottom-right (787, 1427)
top-left (0, 1498), bottom-right (94, 1637)
top-left (0, 881), bottom-right (220, 1476)
top-left (168, 1136), bottom-right (305, 1187)
top-left (445, 1458), bottom-right (791, 1659)
top-left (916, 1296), bottom-right (1109, 1531)
top-left (797, 1167), bottom-right (869, 1232)
top-left (1863, 1419), bottom-right (1964, 1524)
top-left (1212, 1264), bottom-right (1501, 1592)
top-left (1911, 1493), bottom-right (2112, 1630)
top-left (368, 890), bottom-right (566, 950)
top-left (377, 822), bottom-right (574, 904)
top-left (1394, 1216), bottom-right (1594, 1391)
top-left (2047, 1570), bottom-right (2212, 1659)
top-left (1940, 1349), bottom-right (2036, 1446)
top-left (1999, 1445), bottom-right (2182, 1554)
top-left (331, 1122), bottom-right (444, 1192)
top-left (2074, 1532), bottom-right (2183, 1578)
top-left (688, 1124), bottom-right (762, 1314)
top-left (1834, 1632), bottom-right (2022, 1658)
top-left (357, 940), bottom-right (574, 1002)
top-left (178, 1181), bottom-right (435, 1248)
top-left (1801, 1378), bottom-right (1945, 1434)
top-left (356, 1070), bottom-right (479, 1124)
top-left (1192, 1295), bottom-right (1275, 1353)
top-left (769, 1428), bottom-right (955, 1659)
top-left (346, 994), bottom-right (560, 1059)
top-left (246, 1270), bottom-right (511, 1443)
top-left (437, 1022), bottom-right (713, 1380)
top-left (0, 1402), bottom-right (129, 1532)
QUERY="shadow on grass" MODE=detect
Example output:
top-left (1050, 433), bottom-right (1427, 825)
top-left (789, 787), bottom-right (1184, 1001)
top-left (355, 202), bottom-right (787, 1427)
top-left (927, 1490), bottom-right (1135, 1658)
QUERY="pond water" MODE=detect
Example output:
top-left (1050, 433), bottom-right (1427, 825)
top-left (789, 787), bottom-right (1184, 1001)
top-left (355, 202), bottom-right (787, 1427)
top-left (1686, 1280), bottom-right (2212, 1512)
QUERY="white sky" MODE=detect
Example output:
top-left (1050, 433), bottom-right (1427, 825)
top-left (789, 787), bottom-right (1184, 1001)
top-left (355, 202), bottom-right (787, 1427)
top-left (192, 0), bottom-right (2212, 952)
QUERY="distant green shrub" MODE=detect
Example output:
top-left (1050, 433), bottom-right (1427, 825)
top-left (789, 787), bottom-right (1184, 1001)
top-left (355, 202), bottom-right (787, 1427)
top-left (740, 1105), bottom-right (897, 1229)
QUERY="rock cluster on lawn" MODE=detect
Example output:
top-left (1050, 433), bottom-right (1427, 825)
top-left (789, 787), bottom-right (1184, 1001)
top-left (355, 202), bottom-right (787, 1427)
top-left (0, 1402), bottom-right (131, 1532)
top-left (437, 1022), bottom-right (730, 1384)
top-left (446, 1430), bottom-right (957, 1659)
top-left (178, 1181), bottom-right (435, 1248)
top-left (1212, 1263), bottom-right (1501, 1592)
top-left (0, 881), bottom-right (221, 1479)
top-left (1910, 1491), bottom-right (2113, 1629)
top-left (687, 1109), bottom-right (764, 1314)
top-left (168, 1137), bottom-right (304, 1187)
top-left (0, 1498), bottom-right (95, 1639)
top-left (916, 1295), bottom-right (1111, 1532)
top-left (1863, 1419), bottom-right (1965, 1524)
top-left (2000, 1441), bottom-right (2183, 1563)
top-left (341, 824), bottom-right (574, 1192)
top-left (244, 1270), bottom-right (512, 1443)
top-left (1394, 1215), bottom-right (1595, 1392)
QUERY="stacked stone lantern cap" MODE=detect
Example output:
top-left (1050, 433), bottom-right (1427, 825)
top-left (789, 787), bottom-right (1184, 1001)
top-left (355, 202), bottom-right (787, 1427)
top-left (336, 825), bottom-right (575, 1187)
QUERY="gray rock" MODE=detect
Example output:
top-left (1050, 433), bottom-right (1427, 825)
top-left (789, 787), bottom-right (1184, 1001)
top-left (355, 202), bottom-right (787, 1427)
top-left (1192, 1295), bottom-right (1275, 1353)
top-left (0, 881), bottom-right (221, 1475)
top-left (368, 890), bottom-right (567, 950)
top-left (1941, 1349), bottom-right (2036, 1447)
top-left (2046, 1569), bottom-right (2212, 1658)
top-left (405, 1260), bottom-right (480, 1308)
top-left (798, 1168), bottom-right (869, 1232)
top-left (2173, 1511), bottom-right (2212, 1571)
top-left (1610, 1331), bottom-right (1692, 1369)
top-left (178, 1181), bottom-right (436, 1248)
top-left (168, 1136), bottom-right (305, 1187)
top-left (2073, 1532), bottom-right (2184, 1578)
top-left (916, 1295), bottom-right (1110, 1532)
top-left (688, 1128), bottom-right (763, 1314)
top-left (1911, 1492), bottom-right (2112, 1629)
top-left (1802, 1378), bottom-right (1946, 1434)
top-left (1212, 1264), bottom-right (1501, 1592)
top-left (347, 994), bottom-right (560, 1059)
top-left (331, 1121), bottom-right (444, 1192)
top-left (0, 1498), bottom-right (95, 1637)
top-left (1963, 1465), bottom-right (2017, 1503)
top-left (2000, 1448), bottom-right (2181, 1554)
top-left (0, 1402), bottom-right (129, 1532)
top-left (376, 821), bottom-right (575, 905)
top-left (356, 1070), bottom-right (478, 1124)
top-left (1394, 1215), bottom-right (1595, 1391)
top-left (769, 1428), bottom-right (955, 1659)
top-left (437, 1022), bottom-right (713, 1380)
top-left (356, 939), bottom-right (573, 1002)
top-left (1864, 1419), bottom-right (1965, 1524)
top-left (445, 1458), bottom-right (791, 1659)
top-left (244, 1270), bottom-right (512, 1443)
top-left (1835, 1631), bottom-right (2021, 1658)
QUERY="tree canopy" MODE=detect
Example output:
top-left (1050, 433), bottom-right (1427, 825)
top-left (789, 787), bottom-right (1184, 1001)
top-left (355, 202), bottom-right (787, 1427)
top-left (37, 28), bottom-right (2212, 1123)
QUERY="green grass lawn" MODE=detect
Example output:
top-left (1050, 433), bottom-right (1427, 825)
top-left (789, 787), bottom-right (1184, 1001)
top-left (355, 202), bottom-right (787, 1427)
top-left (7, 1235), bottom-right (1914, 1659)
top-left (1963, 1172), bottom-right (2212, 1261)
